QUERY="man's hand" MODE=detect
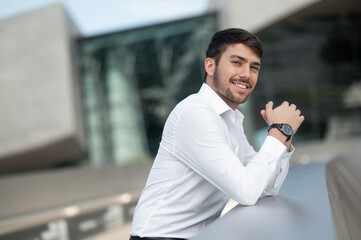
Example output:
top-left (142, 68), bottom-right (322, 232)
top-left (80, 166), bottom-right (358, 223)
top-left (260, 101), bottom-right (305, 149)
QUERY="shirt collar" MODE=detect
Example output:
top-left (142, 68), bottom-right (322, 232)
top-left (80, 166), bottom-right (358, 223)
top-left (235, 108), bottom-right (244, 121)
top-left (199, 83), bottom-right (230, 115)
top-left (199, 83), bottom-right (244, 120)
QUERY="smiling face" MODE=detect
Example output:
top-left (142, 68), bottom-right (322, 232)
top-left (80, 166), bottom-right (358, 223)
top-left (205, 43), bottom-right (261, 110)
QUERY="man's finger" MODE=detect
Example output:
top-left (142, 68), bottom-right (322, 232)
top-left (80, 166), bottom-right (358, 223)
top-left (260, 110), bottom-right (268, 124)
top-left (265, 101), bottom-right (273, 116)
top-left (299, 115), bottom-right (305, 123)
top-left (282, 101), bottom-right (289, 106)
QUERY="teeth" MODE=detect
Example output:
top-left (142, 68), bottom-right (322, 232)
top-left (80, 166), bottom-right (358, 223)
top-left (234, 83), bottom-right (247, 89)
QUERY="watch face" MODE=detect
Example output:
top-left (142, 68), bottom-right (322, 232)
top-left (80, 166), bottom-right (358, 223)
top-left (282, 124), bottom-right (293, 136)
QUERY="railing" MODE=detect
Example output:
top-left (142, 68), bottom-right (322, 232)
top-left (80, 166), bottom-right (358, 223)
top-left (192, 161), bottom-right (337, 240)
top-left (326, 150), bottom-right (361, 240)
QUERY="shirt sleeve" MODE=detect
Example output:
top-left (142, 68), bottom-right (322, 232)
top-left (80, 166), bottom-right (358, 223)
top-left (173, 105), bottom-right (287, 205)
top-left (262, 143), bottom-right (294, 196)
top-left (238, 130), bottom-right (293, 197)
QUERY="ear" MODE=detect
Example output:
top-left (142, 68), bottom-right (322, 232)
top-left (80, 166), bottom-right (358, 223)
top-left (204, 58), bottom-right (216, 77)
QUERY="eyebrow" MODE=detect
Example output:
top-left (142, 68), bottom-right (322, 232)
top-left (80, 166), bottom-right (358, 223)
top-left (230, 55), bottom-right (262, 67)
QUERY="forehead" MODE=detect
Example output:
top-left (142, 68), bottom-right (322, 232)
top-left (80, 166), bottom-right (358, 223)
top-left (221, 43), bottom-right (260, 62)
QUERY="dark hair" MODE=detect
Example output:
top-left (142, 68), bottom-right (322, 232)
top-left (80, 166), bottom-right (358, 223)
top-left (204, 28), bottom-right (263, 82)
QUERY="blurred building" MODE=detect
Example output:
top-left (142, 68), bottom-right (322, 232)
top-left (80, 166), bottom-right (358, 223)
top-left (0, 4), bottom-right (85, 173)
top-left (1, 0), bottom-right (360, 173)
top-left (209, 0), bottom-right (361, 146)
top-left (0, 0), bottom-right (360, 239)
top-left (78, 13), bottom-right (217, 164)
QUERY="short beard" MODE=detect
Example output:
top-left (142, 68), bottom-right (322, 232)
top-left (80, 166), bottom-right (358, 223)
top-left (212, 66), bottom-right (248, 105)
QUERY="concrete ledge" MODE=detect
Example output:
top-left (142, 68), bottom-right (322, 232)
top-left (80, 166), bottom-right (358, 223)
top-left (326, 150), bottom-right (361, 240)
top-left (0, 161), bottom-right (152, 237)
top-left (192, 162), bottom-right (336, 240)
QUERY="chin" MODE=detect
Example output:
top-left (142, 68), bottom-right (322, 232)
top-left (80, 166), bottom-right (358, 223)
top-left (236, 95), bottom-right (249, 104)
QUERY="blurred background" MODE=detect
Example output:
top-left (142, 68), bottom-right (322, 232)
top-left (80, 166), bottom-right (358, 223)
top-left (0, 0), bottom-right (360, 239)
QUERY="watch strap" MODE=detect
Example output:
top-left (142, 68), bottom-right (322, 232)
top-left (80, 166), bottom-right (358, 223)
top-left (268, 123), bottom-right (292, 142)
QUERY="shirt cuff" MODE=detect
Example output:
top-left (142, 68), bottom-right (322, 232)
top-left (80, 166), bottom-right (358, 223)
top-left (260, 136), bottom-right (287, 163)
top-left (280, 144), bottom-right (294, 164)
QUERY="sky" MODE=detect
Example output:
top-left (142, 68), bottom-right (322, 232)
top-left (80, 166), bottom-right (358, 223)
top-left (0, 0), bottom-right (210, 36)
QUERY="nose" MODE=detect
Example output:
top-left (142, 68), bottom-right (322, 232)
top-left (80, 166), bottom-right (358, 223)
top-left (238, 64), bottom-right (251, 80)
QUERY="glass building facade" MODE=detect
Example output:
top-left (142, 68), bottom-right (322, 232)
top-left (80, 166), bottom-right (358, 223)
top-left (77, 11), bottom-right (361, 166)
top-left (78, 14), bottom-right (218, 166)
top-left (253, 13), bottom-right (361, 143)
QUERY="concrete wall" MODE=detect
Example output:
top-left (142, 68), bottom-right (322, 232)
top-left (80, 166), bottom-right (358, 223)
top-left (0, 4), bottom-right (85, 173)
top-left (207, 0), bottom-right (321, 31)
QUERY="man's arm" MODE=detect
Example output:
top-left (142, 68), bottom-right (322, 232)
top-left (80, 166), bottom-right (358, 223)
top-left (262, 151), bottom-right (290, 196)
top-left (259, 100), bottom-right (305, 196)
top-left (260, 101), bottom-right (305, 150)
top-left (174, 105), bottom-right (288, 206)
top-left (242, 136), bottom-right (292, 197)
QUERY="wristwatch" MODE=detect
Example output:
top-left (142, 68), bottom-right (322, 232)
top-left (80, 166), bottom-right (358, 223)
top-left (268, 123), bottom-right (293, 142)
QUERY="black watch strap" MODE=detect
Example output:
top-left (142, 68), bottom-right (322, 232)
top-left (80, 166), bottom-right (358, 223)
top-left (268, 123), bottom-right (293, 142)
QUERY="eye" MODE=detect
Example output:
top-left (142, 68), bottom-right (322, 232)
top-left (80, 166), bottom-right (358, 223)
top-left (251, 66), bottom-right (260, 71)
top-left (232, 61), bottom-right (241, 65)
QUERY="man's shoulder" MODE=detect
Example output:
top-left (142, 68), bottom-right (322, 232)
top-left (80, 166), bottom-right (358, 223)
top-left (174, 92), bottom-right (212, 114)
top-left (163, 92), bottom-right (222, 134)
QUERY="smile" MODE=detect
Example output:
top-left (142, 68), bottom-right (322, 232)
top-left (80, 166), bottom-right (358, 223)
top-left (233, 82), bottom-right (248, 89)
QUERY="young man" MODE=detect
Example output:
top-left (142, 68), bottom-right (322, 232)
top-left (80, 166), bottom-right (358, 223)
top-left (130, 28), bottom-right (305, 240)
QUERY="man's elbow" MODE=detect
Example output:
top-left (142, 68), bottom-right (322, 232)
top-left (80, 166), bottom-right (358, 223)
top-left (234, 193), bottom-right (259, 206)
top-left (263, 187), bottom-right (280, 197)
top-left (242, 198), bottom-right (258, 206)
top-left (233, 180), bottom-right (265, 205)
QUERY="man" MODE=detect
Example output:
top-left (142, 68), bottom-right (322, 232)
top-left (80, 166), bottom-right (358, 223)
top-left (130, 28), bottom-right (305, 240)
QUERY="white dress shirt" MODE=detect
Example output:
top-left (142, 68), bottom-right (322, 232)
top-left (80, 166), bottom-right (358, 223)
top-left (131, 84), bottom-right (293, 239)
